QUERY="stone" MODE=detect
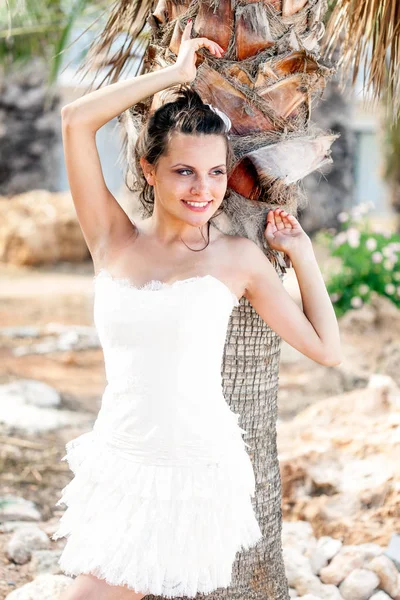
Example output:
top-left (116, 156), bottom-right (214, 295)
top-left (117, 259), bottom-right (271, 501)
top-left (0, 496), bottom-right (41, 522)
top-left (367, 555), bottom-right (400, 598)
top-left (5, 574), bottom-right (72, 599)
top-left (283, 547), bottom-right (314, 587)
top-left (308, 537), bottom-right (343, 575)
top-left (320, 546), bottom-right (365, 585)
top-left (0, 379), bottom-right (92, 433)
top-left (29, 550), bottom-right (63, 575)
top-left (282, 520), bottom-right (317, 554)
top-left (6, 526), bottom-right (50, 565)
top-left (369, 592), bottom-right (393, 600)
top-left (339, 569), bottom-right (379, 600)
top-left (0, 190), bottom-right (89, 264)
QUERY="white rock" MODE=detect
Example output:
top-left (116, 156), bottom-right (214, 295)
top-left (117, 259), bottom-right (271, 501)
top-left (369, 592), bottom-right (393, 600)
top-left (320, 546), bottom-right (365, 585)
top-left (357, 543), bottom-right (384, 561)
top-left (309, 550), bottom-right (329, 576)
top-left (2, 379), bottom-right (60, 408)
top-left (367, 555), bottom-right (400, 598)
top-left (0, 496), bottom-right (41, 522)
top-left (317, 537), bottom-right (343, 561)
top-left (282, 521), bottom-right (317, 554)
top-left (5, 574), bottom-right (72, 599)
top-left (0, 380), bottom-right (92, 433)
top-left (29, 550), bottom-right (63, 575)
top-left (339, 568), bottom-right (379, 600)
top-left (283, 547), bottom-right (314, 587)
top-left (6, 526), bottom-right (50, 565)
top-left (308, 537), bottom-right (343, 575)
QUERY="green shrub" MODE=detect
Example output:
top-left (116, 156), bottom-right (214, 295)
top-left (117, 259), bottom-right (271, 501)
top-left (315, 202), bottom-right (400, 318)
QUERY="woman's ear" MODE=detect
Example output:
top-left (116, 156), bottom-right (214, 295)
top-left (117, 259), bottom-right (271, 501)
top-left (139, 157), bottom-right (155, 186)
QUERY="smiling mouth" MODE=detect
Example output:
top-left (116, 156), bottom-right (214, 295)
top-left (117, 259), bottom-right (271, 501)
top-left (181, 200), bottom-right (212, 210)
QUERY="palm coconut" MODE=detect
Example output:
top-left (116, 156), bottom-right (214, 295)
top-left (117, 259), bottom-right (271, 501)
top-left (76, 2), bottom-right (340, 599)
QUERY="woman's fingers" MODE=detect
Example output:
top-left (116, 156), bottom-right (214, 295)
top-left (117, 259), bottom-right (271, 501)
top-left (182, 21), bottom-right (224, 56)
top-left (268, 208), bottom-right (296, 232)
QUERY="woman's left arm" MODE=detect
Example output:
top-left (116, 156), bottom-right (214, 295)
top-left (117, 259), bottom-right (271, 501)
top-left (242, 208), bottom-right (342, 366)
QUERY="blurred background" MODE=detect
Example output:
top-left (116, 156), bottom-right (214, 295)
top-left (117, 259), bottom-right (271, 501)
top-left (0, 2), bottom-right (399, 599)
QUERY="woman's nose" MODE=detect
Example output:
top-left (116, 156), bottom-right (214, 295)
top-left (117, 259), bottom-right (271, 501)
top-left (191, 177), bottom-right (210, 195)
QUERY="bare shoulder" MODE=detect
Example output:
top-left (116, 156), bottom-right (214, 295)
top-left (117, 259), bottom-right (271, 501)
top-left (221, 234), bottom-right (269, 270)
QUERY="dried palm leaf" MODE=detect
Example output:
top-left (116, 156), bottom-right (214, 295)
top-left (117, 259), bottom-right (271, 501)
top-left (153, 0), bottom-right (168, 25)
top-left (193, 64), bottom-right (274, 135)
top-left (235, 3), bottom-right (278, 60)
top-left (245, 133), bottom-right (339, 185)
top-left (258, 75), bottom-right (309, 118)
top-left (228, 158), bottom-right (262, 201)
top-left (225, 64), bottom-right (254, 87)
top-left (166, 0), bottom-right (190, 21)
top-left (194, 0), bottom-right (233, 50)
top-left (282, 0), bottom-right (309, 18)
top-left (322, 0), bottom-right (400, 121)
top-left (77, 0), bottom-right (154, 87)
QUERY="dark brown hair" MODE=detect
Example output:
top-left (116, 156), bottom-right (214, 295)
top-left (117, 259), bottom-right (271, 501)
top-left (132, 85), bottom-right (234, 218)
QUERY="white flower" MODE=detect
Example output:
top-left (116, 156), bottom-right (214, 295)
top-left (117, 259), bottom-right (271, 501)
top-left (330, 293), bottom-right (341, 302)
top-left (372, 252), bottom-right (383, 263)
top-left (347, 227), bottom-right (360, 248)
top-left (333, 232), bottom-right (348, 247)
top-left (350, 296), bottom-right (363, 308)
top-left (366, 238), bottom-right (377, 251)
top-left (394, 272), bottom-right (400, 281)
top-left (359, 284), bottom-right (369, 295)
top-left (385, 283), bottom-right (395, 295)
top-left (397, 286), bottom-right (400, 296)
top-left (337, 211), bottom-right (349, 223)
top-left (383, 260), bottom-right (394, 271)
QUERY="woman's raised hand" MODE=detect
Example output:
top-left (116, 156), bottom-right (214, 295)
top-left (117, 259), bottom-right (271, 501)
top-left (174, 20), bottom-right (224, 84)
top-left (264, 208), bottom-right (311, 255)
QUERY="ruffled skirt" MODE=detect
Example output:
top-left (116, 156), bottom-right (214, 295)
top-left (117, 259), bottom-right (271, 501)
top-left (51, 429), bottom-right (263, 598)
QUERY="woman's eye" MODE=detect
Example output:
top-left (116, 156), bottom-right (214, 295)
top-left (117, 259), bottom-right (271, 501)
top-left (176, 169), bottom-right (226, 176)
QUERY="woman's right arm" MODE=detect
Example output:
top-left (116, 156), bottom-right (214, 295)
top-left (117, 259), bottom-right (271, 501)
top-left (61, 66), bottom-right (186, 261)
top-left (62, 24), bottom-right (223, 261)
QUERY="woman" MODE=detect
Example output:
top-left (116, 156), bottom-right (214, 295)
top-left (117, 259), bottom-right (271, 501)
top-left (53, 19), bottom-right (342, 600)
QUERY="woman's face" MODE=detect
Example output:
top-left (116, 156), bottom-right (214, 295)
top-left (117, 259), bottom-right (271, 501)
top-left (140, 132), bottom-right (228, 225)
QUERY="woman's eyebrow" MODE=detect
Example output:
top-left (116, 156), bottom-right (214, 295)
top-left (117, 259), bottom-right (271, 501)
top-left (171, 163), bottom-right (226, 169)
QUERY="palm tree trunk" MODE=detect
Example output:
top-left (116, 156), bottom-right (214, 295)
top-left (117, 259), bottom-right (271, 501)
top-left (83, 2), bottom-right (339, 598)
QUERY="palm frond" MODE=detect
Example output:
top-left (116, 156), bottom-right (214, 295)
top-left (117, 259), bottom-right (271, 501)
top-left (322, 0), bottom-right (400, 123)
top-left (75, 0), bottom-right (154, 90)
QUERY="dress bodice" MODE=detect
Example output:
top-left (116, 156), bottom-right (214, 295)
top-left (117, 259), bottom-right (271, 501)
top-left (92, 269), bottom-right (244, 465)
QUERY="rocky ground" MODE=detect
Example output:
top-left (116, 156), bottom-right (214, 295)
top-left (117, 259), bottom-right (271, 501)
top-left (0, 249), bottom-right (399, 599)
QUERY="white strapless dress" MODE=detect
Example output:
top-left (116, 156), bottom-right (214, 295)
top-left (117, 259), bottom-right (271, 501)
top-left (52, 269), bottom-right (263, 598)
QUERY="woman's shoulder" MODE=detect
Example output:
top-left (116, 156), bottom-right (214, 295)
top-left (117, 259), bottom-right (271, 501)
top-left (215, 231), bottom-right (261, 255)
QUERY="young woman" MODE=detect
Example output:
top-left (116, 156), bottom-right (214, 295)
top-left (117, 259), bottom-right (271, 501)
top-left (53, 20), bottom-right (342, 600)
